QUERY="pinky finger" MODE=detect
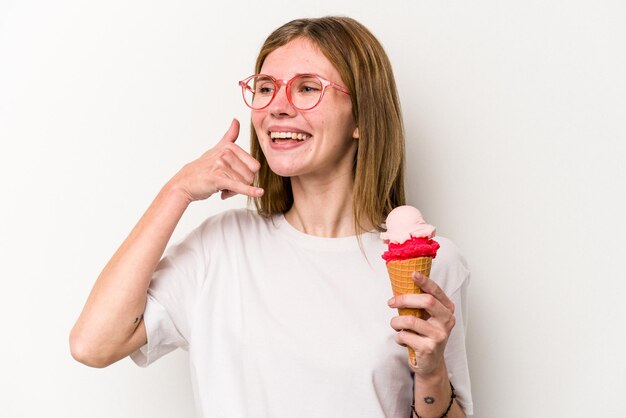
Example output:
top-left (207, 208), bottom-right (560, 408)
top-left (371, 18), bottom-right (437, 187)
top-left (395, 329), bottom-right (423, 350)
top-left (220, 188), bottom-right (262, 199)
top-left (218, 179), bottom-right (264, 199)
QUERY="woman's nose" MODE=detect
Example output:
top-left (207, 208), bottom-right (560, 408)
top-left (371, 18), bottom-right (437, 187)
top-left (269, 85), bottom-right (297, 117)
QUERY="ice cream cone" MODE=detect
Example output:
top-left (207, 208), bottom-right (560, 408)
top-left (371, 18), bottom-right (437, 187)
top-left (386, 256), bottom-right (432, 365)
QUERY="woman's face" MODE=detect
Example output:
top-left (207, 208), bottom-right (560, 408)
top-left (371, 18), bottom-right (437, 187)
top-left (252, 37), bottom-right (359, 180)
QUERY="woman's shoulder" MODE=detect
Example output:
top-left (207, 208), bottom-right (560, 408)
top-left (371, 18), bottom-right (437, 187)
top-left (202, 207), bottom-right (262, 224)
top-left (195, 208), bottom-right (273, 239)
top-left (430, 236), bottom-right (470, 295)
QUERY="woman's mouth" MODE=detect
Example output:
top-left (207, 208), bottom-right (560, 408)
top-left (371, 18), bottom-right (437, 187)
top-left (270, 131), bottom-right (311, 142)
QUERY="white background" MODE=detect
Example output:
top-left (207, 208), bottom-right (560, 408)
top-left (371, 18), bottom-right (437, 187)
top-left (1, 1), bottom-right (625, 417)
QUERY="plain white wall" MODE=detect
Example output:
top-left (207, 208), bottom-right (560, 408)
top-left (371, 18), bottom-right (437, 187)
top-left (1, 0), bottom-right (624, 416)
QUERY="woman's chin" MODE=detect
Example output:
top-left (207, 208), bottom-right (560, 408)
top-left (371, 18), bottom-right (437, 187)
top-left (268, 167), bottom-right (297, 178)
top-left (265, 160), bottom-right (302, 178)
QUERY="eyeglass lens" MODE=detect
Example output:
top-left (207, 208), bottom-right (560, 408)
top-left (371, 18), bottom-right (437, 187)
top-left (243, 75), bottom-right (324, 110)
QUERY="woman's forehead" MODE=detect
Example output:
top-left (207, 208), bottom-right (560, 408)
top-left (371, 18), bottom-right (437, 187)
top-left (259, 38), bottom-right (340, 81)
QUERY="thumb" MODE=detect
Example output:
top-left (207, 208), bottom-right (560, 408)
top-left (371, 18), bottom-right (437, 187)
top-left (218, 118), bottom-right (240, 144)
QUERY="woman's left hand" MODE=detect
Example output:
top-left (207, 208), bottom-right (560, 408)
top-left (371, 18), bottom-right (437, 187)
top-left (388, 271), bottom-right (456, 378)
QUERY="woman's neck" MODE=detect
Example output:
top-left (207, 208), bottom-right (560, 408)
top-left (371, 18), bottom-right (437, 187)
top-left (284, 172), bottom-right (373, 238)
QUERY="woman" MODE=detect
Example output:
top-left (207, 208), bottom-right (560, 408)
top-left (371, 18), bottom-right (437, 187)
top-left (70, 16), bottom-right (472, 417)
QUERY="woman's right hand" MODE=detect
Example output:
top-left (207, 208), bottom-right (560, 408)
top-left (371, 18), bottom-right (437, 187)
top-left (169, 118), bottom-right (264, 202)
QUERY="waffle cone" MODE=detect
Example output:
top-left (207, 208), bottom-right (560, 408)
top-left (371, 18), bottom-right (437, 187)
top-left (386, 257), bottom-right (433, 365)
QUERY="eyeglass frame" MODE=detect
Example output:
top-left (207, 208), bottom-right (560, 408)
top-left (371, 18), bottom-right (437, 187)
top-left (238, 73), bottom-right (351, 111)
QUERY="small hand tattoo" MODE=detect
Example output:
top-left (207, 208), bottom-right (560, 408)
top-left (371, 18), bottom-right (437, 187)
top-left (424, 397), bottom-right (435, 404)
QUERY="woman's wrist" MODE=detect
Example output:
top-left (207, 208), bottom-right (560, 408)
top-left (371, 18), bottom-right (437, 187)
top-left (412, 361), bottom-right (448, 386)
top-left (160, 178), bottom-right (195, 207)
top-left (411, 381), bottom-right (456, 418)
top-left (412, 364), bottom-right (456, 418)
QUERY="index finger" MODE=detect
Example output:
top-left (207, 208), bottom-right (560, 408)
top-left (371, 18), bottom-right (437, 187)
top-left (412, 271), bottom-right (455, 314)
top-left (226, 144), bottom-right (261, 173)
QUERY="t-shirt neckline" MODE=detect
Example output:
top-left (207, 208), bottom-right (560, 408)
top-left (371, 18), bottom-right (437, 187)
top-left (273, 213), bottom-right (380, 252)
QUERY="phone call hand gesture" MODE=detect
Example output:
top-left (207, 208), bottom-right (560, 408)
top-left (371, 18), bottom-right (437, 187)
top-left (169, 119), bottom-right (264, 203)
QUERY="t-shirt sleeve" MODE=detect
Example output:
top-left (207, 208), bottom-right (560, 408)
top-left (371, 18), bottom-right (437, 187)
top-left (445, 283), bottom-right (473, 415)
top-left (130, 226), bottom-right (208, 367)
top-left (431, 237), bottom-right (474, 415)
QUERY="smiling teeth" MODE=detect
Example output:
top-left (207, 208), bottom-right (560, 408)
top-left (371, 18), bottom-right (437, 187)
top-left (270, 132), bottom-right (310, 141)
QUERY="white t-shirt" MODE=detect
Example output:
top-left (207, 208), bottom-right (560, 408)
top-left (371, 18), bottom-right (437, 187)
top-left (131, 209), bottom-right (473, 417)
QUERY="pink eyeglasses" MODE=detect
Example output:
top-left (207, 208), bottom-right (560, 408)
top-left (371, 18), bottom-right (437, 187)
top-left (239, 73), bottom-right (350, 111)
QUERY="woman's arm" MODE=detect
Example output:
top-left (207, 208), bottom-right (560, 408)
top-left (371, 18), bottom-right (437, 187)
top-left (69, 119), bottom-right (263, 368)
top-left (389, 272), bottom-right (466, 418)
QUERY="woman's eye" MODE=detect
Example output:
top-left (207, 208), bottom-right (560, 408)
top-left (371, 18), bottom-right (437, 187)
top-left (296, 83), bottom-right (321, 94)
top-left (256, 85), bottom-right (274, 95)
top-left (302, 85), bottom-right (320, 92)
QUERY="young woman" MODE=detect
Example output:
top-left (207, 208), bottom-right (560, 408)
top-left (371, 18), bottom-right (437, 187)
top-left (71, 16), bottom-right (472, 417)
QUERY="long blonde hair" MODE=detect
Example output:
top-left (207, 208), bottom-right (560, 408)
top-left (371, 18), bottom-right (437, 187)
top-left (250, 16), bottom-right (405, 232)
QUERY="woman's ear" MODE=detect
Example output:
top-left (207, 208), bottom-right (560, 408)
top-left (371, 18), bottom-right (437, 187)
top-left (352, 127), bottom-right (359, 139)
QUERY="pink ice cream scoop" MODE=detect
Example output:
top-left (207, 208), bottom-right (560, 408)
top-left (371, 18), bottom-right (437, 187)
top-left (381, 206), bottom-right (439, 262)
top-left (381, 206), bottom-right (436, 244)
